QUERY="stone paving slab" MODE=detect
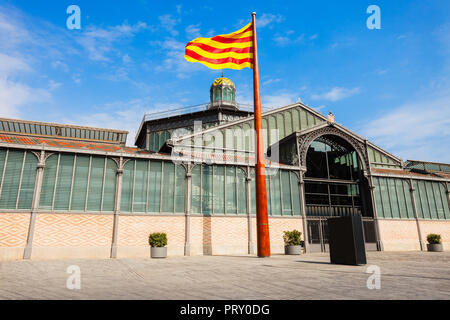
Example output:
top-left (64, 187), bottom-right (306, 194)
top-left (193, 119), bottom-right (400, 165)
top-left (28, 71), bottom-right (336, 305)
top-left (0, 251), bottom-right (449, 300)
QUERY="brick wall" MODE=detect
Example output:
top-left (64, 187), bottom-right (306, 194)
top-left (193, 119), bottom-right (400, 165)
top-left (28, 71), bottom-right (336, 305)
top-left (117, 215), bottom-right (185, 258)
top-left (0, 213), bottom-right (30, 261)
top-left (190, 216), bottom-right (248, 255)
top-left (31, 214), bottom-right (114, 260)
top-left (419, 220), bottom-right (450, 250)
top-left (250, 217), bottom-right (304, 254)
top-left (2, 212), bottom-right (449, 261)
top-left (378, 219), bottom-right (421, 251)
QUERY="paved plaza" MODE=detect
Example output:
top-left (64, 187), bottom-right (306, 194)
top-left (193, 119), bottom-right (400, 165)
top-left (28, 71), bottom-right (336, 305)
top-left (0, 251), bottom-right (449, 300)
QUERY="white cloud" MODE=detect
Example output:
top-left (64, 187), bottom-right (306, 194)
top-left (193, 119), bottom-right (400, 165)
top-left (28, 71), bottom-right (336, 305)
top-left (360, 92), bottom-right (450, 162)
top-left (62, 98), bottom-right (148, 146)
top-left (0, 40), bottom-right (51, 119)
top-left (152, 38), bottom-right (206, 78)
top-left (263, 78), bottom-right (281, 86)
top-left (273, 36), bottom-right (290, 46)
top-left (236, 13), bottom-right (283, 30)
top-left (48, 80), bottom-right (61, 91)
top-left (159, 14), bottom-right (179, 36)
top-left (0, 77), bottom-right (50, 118)
top-left (376, 69), bottom-right (388, 75)
top-left (51, 60), bottom-right (70, 72)
top-left (312, 105), bottom-right (326, 112)
top-left (273, 31), bottom-right (306, 47)
top-left (0, 53), bottom-right (30, 74)
top-left (72, 74), bottom-right (81, 84)
top-left (0, 8), bottom-right (31, 49)
top-left (186, 23), bottom-right (201, 39)
top-left (76, 22), bottom-right (150, 62)
top-left (311, 87), bottom-right (360, 102)
top-left (257, 13), bottom-right (284, 28)
top-left (63, 98), bottom-right (186, 146)
top-left (122, 54), bottom-right (132, 64)
top-left (329, 37), bottom-right (357, 50)
top-left (262, 92), bottom-right (297, 109)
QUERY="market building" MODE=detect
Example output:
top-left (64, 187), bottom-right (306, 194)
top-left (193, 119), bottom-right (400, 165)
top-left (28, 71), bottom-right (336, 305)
top-left (0, 77), bottom-right (449, 261)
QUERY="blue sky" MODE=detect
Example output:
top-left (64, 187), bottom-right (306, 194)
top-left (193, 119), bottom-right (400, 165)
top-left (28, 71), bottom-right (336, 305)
top-left (0, 1), bottom-right (449, 162)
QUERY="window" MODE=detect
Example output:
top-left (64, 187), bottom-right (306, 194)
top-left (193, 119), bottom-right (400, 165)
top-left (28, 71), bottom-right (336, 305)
top-left (133, 160), bottom-right (148, 213)
top-left (17, 152), bottom-right (37, 209)
top-left (225, 167), bottom-right (237, 214)
top-left (237, 168), bottom-right (247, 215)
top-left (201, 165), bottom-right (213, 214)
top-left (281, 171), bottom-right (292, 216)
top-left (120, 160), bottom-right (134, 212)
top-left (270, 170), bottom-right (282, 216)
top-left (102, 159), bottom-right (116, 212)
top-left (148, 161), bottom-right (162, 213)
top-left (191, 165), bottom-right (201, 214)
top-left (213, 166), bottom-right (225, 214)
top-left (70, 155), bottom-right (89, 211)
top-left (87, 157), bottom-right (105, 212)
top-left (0, 150), bottom-right (26, 209)
top-left (175, 165), bottom-right (186, 213)
top-left (161, 162), bottom-right (175, 213)
top-left (290, 172), bottom-right (301, 216)
top-left (54, 154), bottom-right (75, 210)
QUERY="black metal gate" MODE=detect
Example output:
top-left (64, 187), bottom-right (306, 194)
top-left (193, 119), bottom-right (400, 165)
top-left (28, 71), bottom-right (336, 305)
top-left (307, 218), bottom-right (377, 252)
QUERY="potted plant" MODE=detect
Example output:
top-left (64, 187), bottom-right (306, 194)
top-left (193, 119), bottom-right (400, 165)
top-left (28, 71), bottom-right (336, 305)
top-left (283, 230), bottom-right (303, 255)
top-left (426, 234), bottom-right (443, 252)
top-left (149, 232), bottom-right (168, 258)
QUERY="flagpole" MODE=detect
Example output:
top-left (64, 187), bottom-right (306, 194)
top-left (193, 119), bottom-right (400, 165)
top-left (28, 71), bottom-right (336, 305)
top-left (251, 12), bottom-right (270, 257)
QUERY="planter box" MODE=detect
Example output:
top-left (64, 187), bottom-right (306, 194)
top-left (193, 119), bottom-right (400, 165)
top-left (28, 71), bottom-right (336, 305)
top-left (285, 245), bottom-right (302, 255)
top-left (151, 247), bottom-right (167, 258)
top-left (427, 243), bottom-right (443, 252)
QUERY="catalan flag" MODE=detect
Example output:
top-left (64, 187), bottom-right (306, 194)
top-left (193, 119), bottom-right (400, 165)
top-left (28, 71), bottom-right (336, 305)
top-left (184, 22), bottom-right (253, 70)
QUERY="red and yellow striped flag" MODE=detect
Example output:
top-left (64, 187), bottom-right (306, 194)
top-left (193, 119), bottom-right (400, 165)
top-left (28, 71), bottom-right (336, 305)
top-left (184, 22), bottom-right (253, 70)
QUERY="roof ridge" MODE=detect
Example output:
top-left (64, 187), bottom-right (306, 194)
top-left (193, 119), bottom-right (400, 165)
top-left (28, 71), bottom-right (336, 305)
top-left (171, 102), bottom-right (326, 143)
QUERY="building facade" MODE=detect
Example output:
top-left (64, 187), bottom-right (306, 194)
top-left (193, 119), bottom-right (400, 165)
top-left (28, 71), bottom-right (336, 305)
top-left (0, 77), bottom-right (449, 261)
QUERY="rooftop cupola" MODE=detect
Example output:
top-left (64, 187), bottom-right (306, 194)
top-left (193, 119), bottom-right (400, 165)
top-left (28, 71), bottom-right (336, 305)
top-left (209, 77), bottom-right (238, 110)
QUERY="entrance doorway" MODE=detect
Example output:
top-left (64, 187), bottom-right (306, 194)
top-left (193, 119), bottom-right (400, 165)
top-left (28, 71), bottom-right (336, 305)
top-left (307, 218), bottom-right (377, 252)
top-left (303, 135), bottom-right (378, 252)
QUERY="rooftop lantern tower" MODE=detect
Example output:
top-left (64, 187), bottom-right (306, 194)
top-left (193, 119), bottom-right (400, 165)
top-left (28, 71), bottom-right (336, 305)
top-left (209, 77), bottom-right (238, 111)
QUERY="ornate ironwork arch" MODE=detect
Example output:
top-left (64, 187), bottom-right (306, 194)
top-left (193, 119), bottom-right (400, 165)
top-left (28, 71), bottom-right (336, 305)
top-left (297, 126), bottom-right (370, 176)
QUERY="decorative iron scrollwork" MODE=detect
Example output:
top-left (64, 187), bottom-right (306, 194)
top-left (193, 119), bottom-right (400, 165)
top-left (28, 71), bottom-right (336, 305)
top-left (297, 126), bottom-right (370, 176)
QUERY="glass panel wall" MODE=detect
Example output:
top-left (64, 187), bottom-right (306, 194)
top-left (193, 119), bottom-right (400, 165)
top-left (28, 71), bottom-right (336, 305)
top-left (38, 153), bottom-right (116, 212)
top-left (148, 161), bottom-right (162, 212)
top-left (0, 150), bottom-right (25, 209)
top-left (412, 180), bottom-right (449, 220)
top-left (190, 164), bottom-right (299, 216)
top-left (54, 154), bottom-right (74, 210)
top-left (237, 168), bottom-right (247, 215)
top-left (175, 165), bottom-right (186, 213)
top-left (0, 149), bottom-right (38, 210)
top-left (120, 160), bottom-right (185, 214)
top-left (17, 152), bottom-right (38, 209)
top-left (171, 105), bottom-right (325, 161)
top-left (374, 178), bottom-right (449, 220)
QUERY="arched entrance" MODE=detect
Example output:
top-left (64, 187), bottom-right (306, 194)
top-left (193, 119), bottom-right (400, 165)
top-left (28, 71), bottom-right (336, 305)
top-left (303, 134), bottom-right (377, 252)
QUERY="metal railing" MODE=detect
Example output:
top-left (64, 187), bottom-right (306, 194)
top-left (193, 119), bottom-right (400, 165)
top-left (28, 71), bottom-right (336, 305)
top-left (143, 103), bottom-right (276, 122)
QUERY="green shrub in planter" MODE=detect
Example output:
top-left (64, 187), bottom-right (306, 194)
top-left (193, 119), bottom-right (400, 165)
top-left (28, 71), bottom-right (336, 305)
top-left (148, 232), bottom-right (167, 248)
top-left (427, 234), bottom-right (441, 244)
top-left (426, 233), bottom-right (443, 252)
top-left (283, 230), bottom-right (302, 246)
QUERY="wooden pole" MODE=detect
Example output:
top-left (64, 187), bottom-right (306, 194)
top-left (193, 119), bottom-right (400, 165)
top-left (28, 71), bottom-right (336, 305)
top-left (252, 12), bottom-right (270, 257)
